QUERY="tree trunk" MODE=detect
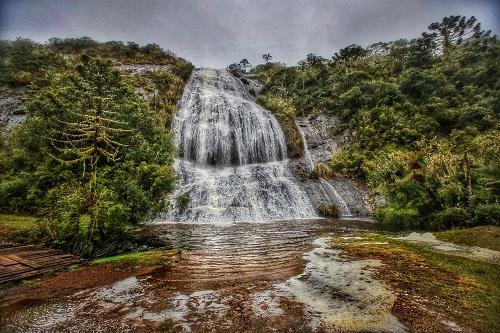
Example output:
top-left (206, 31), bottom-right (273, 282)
top-left (463, 152), bottom-right (473, 203)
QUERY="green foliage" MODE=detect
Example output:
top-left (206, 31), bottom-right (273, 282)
top-left (472, 204), bottom-right (500, 226)
top-left (0, 48), bottom-right (191, 256)
top-left (430, 207), bottom-right (471, 229)
top-left (313, 162), bottom-right (334, 178)
top-left (375, 206), bottom-right (420, 228)
top-left (256, 95), bottom-right (304, 158)
top-left (317, 204), bottom-right (340, 218)
top-left (91, 249), bottom-right (180, 267)
top-left (0, 214), bottom-right (40, 242)
top-left (0, 38), bottom-right (67, 86)
top-left (253, 15), bottom-right (499, 229)
top-left (0, 37), bottom-right (193, 87)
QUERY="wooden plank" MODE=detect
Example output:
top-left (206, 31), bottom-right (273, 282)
top-left (5, 255), bottom-right (42, 269)
top-left (0, 244), bottom-right (83, 284)
top-left (0, 256), bottom-right (19, 266)
top-left (0, 245), bottom-right (36, 254)
top-left (0, 265), bottom-right (33, 278)
top-left (0, 270), bottom-right (40, 284)
top-left (25, 250), bottom-right (66, 258)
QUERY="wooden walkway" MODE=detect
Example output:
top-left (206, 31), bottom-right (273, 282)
top-left (0, 243), bottom-right (84, 284)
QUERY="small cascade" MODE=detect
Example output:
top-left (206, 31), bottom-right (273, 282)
top-left (296, 122), bottom-right (314, 172)
top-left (319, 178), bottom-right (352, 216)
top-left (296, 119), bottom-right (352, 217)
top-left (158, 68), bottom-right (317, 223)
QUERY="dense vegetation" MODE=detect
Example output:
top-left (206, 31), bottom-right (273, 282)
top-left (0, 37), bottom-right (193, 256)
top-left (250, 16), bottom-right (499, 229)
top-left (0, 37), bottom-right (192, 86)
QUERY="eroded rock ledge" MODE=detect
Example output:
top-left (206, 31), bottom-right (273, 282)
top-left (292, 113), bottom-right (377, 216)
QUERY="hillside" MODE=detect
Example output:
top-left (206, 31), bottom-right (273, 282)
top-left (248, 15), bottom-right (499, 229)
top-left (0, 37), bottom-right (193, 255)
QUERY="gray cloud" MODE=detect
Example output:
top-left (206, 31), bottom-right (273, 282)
top-left (1, 0), bottom-right (498, 68)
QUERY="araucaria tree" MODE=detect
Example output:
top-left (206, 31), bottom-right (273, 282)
top-left (262, 53), bottom-right (272, 63)
top-left (427, 15), bottom-right (490, 56)
top-left (20, 55), bottom-right (177, 255)
top-left (239, 58), bottom-right (251, 72)
top-left (47, 55), bottom-right (133, 195)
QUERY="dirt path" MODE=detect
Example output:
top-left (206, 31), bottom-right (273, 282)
top-left (395, 232), bottom-right (500, 264)
top-left (3, 219), bottom-right (478, 332)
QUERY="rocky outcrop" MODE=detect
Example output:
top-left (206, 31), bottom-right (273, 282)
top-left (0, 86), bottom-right (26, 130)
top-left (296, 113), bottom-right (349, 163)
top-left (239, 76), bottom-right (263, 96)
top-left (119, 64), bottom-right (173, 76)
top-left (293, 113), bottom-right (375, 216)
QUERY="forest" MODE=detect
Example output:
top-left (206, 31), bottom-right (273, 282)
top-left (0, 37), bottom-right (193, 255)
top-left (244, 15), bottom-right (499, 229)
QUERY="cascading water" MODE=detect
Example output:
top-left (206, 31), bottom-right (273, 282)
top-left (158, 68), bottom-right (317, 223)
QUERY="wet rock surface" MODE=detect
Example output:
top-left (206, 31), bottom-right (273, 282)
top-left (296, 114), bottom-right (347, 163)
top-left (396, 232), bottom-right (500, 265)
top-left (240, 75), bottom-right (263, 96)
top-left (119, 64), bottom-right (173, 76)
top-left (0, 219), bottom-right (404, 333)
top-left (293, 113), bottom-right (375, 216)
top-left (0, 86), bottom-right (26, 130)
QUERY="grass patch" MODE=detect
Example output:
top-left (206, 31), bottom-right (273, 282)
top-left (331, 233), bottom-right (500, 332)
top-left (0, 214), bottom-right (39, 242)
top-left (91, 249), bottom-right (181, 267)
top-left (435, 225), bottom-right (500, 251)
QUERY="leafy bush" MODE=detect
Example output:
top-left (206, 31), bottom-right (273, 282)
top-left (429, 207), bottom-right (471, 229)
top-left (313, 163), bottom-right (334, 178)
top-left (317, 204), bottom-right (340, 218)
top-left (256, 95), bottom-right (304, 158)
top-left (375, 206), bottom-right (421, 228)
top-left (472, 204), bottom-right (500, 226)
top-left (178, 193), bottom-right (190, 212)
top-left (0, 52), bottom-right (191, 257)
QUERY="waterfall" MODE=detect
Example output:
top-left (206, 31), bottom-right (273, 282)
top-left (319, 178), bottom-right (352, 217)
top-left (158, 68), bottom-right (317, 223)
top-left (296, 119), bottom-right (352, 217)
top-left (296, 122), bottom-right (314, 172)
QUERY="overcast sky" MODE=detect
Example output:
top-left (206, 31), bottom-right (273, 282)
top-left (1, 0), bottom-right (498, 68)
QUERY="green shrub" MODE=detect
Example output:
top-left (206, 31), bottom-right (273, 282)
top-left (0, 176), bottom-right (31, 212)
top-left (0, 53), bottom-right (189, 257)
top-left (256, 95), bottom-right (304, 158)
top-left (313, 163), bottom-right (334, 178)
top-left (429, 207), bottom-right (471, 229)
top-left (178, 193), bottom-right (190, 212)
top-left (473, 204), bottom-right (500, 226)
top-left (375, 206), bottom-right (420, 228)
top-left (317, 204), bottom-right (340, 218)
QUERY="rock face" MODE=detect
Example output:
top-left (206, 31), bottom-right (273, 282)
top-left (296, 113), bottom-right (348, 163)
top-left (240, 76), bottom-right (263, 96)
top-left (0, 87), bottom-right (26, 130)
top-left (296, 176), bottom-right (373, 216)
top-left (293, 113), bottom-right (374, 216)
top-left (119, 64), bottom-right (173, 76)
